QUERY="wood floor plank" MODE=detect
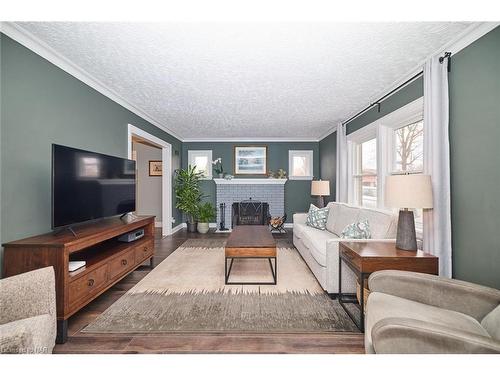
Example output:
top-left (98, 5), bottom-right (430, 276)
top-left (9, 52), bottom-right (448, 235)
top-left (56, 228), bottom-right (365, 354)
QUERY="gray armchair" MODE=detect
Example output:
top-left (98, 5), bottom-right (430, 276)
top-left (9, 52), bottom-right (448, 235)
top-left (0, 267), bottom-right (57, 354)
top-left (365, 270), bottom-right (500, 354)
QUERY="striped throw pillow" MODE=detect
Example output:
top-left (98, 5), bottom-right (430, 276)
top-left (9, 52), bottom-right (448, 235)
top-left (306, 204), bottom-right (330, 230)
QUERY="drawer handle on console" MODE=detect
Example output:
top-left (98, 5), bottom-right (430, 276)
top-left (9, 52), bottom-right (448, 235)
top-left (121, 259), bottom-right (128, 266)
top-left (87, 279), bottom-right (95, 287)
top-left (143, 247), bottom-right (148, 252)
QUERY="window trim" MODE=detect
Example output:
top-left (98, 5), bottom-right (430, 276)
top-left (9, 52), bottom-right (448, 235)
top-left (288, 150), bottom-right (314, 180)
top-left (187, 150), bottom-right (213, 180)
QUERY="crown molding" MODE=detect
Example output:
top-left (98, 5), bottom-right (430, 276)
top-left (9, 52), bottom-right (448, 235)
top-left (182, 137), bottom-right (319, 143)
top-left (320, 22), bottom-right (499, 141)
top-left (0, 22), bottom-right (184, 141)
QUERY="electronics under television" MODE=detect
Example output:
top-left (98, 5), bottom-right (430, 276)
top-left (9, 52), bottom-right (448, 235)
top-left (52, 144), bottom-right (136, 229)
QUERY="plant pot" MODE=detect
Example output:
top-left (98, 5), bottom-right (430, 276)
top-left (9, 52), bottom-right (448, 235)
top-left (197, 222), bottom-right (210, 234)
top-left (218, 173), bottom-right (224, 178)
top-left (187, 221), bottom-right (198, 233)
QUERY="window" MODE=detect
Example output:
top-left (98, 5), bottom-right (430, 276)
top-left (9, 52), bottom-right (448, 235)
top-left (346, 97), bottom-right (424, 217)
top-left (288, 150), bottom-right (313, 180)
top-left (352, 138), bottom-right (378, 208)
top-left (391, 120), bottom-right (424, 231)
top-left (188, 150), bottom-right (212, 179)
top-left (393, 120), bottom-right (424, 174)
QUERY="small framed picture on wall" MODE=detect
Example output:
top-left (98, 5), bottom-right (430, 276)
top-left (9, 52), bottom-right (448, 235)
top-left (149, 160), bottom-right (162, 176)
top-left (234, 146), bottom-right (267, 175)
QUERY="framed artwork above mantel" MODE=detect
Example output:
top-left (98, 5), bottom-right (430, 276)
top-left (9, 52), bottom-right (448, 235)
top-left (233, 146), bottom-right (268, 175)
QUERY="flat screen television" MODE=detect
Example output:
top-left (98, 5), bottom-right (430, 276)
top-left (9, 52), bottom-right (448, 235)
top-left (52, 144), bottom-right (136, 228)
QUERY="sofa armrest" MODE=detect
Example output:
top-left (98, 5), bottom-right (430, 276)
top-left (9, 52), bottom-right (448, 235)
top-left (371, 317), bottom-right (500, 354)
top-left (293, 213), bottom-right (308, 225)
top-left (0, 267), bottom-right (56, 325)
top-left (369, 270), bottom-right (500, 321)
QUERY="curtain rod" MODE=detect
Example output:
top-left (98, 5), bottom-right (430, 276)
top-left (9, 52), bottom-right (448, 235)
top-left (341, 51), bottom-right (452, 128)
top-left (342, 70), bottom-right (424, 127)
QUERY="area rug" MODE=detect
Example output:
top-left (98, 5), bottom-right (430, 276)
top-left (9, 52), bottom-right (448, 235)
top-left (83, 239), bottom-right (358, 333)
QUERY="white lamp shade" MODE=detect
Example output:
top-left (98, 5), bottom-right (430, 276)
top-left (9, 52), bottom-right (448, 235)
top-left (385, 174), bottom-right (433, 209)
top-left (311, 180), bottom-right (330, 196)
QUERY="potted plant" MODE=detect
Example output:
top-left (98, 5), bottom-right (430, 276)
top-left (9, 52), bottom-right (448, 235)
top-left (174, 165), bottom-right (204, 232)
top-left (196, 202), bottom-right (217, 234)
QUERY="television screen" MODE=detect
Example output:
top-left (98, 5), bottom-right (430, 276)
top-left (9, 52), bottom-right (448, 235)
top-left (52, 144), bottom-right (136, 228)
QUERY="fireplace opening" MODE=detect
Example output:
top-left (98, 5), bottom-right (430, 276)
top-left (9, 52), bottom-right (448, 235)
top-left (232, 199), bottom-right (270, 228)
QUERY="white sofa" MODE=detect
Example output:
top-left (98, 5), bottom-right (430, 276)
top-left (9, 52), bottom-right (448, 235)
top-left (293, 202), bottom-right (397, 294)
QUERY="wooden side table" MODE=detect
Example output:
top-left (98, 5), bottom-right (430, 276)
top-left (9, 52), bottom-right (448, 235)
top-left (338, 241), bottom-right (438, 332)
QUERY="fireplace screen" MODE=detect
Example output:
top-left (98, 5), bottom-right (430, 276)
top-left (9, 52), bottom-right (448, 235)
top-left (232, 200), bottom-right (270, 227)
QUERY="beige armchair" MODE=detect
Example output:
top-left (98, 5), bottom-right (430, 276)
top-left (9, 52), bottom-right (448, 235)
top-left (0, 267), bottom-right (57, 354)
top-left (365, 270), bottom-right (500, 354)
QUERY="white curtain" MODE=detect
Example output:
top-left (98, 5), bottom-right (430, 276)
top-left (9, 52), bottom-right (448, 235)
top-left (336, 123), bottom-right (348, 202)
top-left (423, 56), bottom-right (453, 277)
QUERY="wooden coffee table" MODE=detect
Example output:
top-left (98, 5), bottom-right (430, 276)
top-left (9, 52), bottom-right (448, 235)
top-left (224, 225), bottom-right (277, 285)
top-left (338, 241), bottom-right (439, 332)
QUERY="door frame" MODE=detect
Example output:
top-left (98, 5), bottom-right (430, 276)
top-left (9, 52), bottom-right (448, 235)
top-left (127, 124), bottom-right (172, 236)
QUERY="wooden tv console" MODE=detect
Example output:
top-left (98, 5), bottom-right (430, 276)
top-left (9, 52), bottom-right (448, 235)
top-left (2, 215), bottom-right (155, 344)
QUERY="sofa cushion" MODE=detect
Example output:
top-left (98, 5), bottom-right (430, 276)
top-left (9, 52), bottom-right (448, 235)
top-left (331, 205), bottom-right (360, 236)
top-left (293, 223), bottom-right (308, 239)
top-left (359, 208), bottom-right (397, 239)
top-left (325, 202), bottom-right (344, 234)
top-left (306, 204), bottom-right (329, 230)
top-left (301, 226), bottom-right (338, 267)
top-left (340, 219), bottom-right (371, 239)
top-left (482, 304), bottom-right (500, 340)
top-left (366, 292), bottom-right (490, 354)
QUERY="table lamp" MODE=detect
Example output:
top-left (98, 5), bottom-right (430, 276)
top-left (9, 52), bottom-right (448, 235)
top-left (311, 180), bottom-right (330, 208)
top-left (385, 174), bottom-right (433, 251)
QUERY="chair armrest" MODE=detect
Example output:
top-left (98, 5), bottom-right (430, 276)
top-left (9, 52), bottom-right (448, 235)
top-left (293, 213), bottom-right (308, 225)
top-left (0, 321), bottom-right (34, 354)
top-left (369, 270), bottom-right (500, 321)
top-left (0, 267), bottom-right (56, 325)
top-left (371, 317), bottom-right (500, 354)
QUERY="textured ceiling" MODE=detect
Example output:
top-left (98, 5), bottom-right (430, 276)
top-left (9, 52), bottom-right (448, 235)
top-left (16, 22), bottom-right (470, 140)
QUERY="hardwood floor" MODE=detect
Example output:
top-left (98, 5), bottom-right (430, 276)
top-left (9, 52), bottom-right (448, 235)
top-left (54, 228), bottom-right (364, 354)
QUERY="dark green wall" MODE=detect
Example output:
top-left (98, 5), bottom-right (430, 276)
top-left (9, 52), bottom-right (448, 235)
top-left (182, 142), bottom-right (319, 222)
top-left (319, 130), bottom-right (336, 205)
top-left (0, 34), bottom-right (183, 263)
top-left (449, 27), bottom-right (500, 289)
top-left (346, 77), bottom-right (423, 135)
top-left (318, 26), bottom-right (500, 288)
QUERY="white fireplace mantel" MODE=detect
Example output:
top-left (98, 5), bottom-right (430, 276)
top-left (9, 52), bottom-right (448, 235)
top-left (213, 178), bottom-right (287, 185)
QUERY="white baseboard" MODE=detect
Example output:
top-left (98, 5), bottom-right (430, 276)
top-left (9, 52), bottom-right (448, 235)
top-left (283, 223), bottom-right (294, 228)
top-left (171, 223), bottom-right (186, 234)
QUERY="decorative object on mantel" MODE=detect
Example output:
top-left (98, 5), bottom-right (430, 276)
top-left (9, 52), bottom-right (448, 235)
top-left (311, 180), bottom-right (330, 208)
top-left (268, 169), bottom-right (287, 179)
top-left (385, 174), bottom-right (433, 251)
top-left (174, 165), bottom-right (205, 233)
top-left (149, 160), bottom-right (162, 176)
top-left (196, 202), bottom-right (216, 234)
top-left (269, 214), bottom-right (287, 233)
top-left (212, 157), bottom-right (224, 178)
top-left (234, 146), bottom-right (267, 175)
top-left (224, 174), bottom-right (233, 180)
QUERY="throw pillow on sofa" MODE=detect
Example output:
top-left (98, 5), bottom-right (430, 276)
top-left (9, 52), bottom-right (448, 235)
top-left (306, 204), bottom-right (330, 230)
top-left (340, 219), bottom-right (371, 239)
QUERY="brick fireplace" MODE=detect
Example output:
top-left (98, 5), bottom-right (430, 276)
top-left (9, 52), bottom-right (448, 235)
top-left (214, 178), bottom-right (286, 231)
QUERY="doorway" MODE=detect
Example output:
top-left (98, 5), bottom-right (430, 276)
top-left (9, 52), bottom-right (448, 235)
top-left (127, 124), bottom-right (172, 236)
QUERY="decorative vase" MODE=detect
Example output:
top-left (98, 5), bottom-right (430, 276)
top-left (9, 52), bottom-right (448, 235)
top-left (197, 222), bottom-right (209, 234)
top-left (187, 221), bottom-right (197, 233)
